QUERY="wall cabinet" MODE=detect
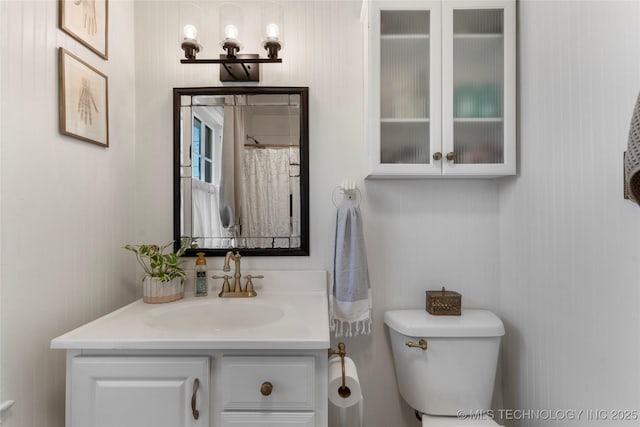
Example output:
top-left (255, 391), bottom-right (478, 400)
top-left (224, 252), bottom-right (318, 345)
top-left (366, 0), bottom-right (516, 178)
top-left (64, 351), bottom-right (327, 427)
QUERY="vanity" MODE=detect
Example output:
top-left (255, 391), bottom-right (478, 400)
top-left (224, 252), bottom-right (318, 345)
top-left (51, 271), bottom-right (330, 427)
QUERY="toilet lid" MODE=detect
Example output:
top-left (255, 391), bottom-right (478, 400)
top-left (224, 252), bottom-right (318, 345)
top-left (385, 309), bottom-right (505, 338)
top-left (421, 414), bottom-right (500, 427)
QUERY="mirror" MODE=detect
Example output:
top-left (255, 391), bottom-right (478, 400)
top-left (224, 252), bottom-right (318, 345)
top-left (173, 87), bottom-right (309, 256)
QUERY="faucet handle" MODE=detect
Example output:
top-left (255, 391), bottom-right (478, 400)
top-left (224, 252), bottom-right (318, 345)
top-left (212, 275), bottom-right (232, 295)
top-left (244, 274), bottom-right (263, 295)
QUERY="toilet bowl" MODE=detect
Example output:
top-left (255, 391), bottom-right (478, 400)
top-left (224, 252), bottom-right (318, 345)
top-left (384, 309), bottom-right (505, 427)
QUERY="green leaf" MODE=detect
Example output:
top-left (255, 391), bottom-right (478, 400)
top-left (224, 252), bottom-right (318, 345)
top-left (124, 239), bottom-right (188, 284)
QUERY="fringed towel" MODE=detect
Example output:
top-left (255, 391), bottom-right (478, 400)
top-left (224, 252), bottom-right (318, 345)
top-left (330, 198), bottom-right (371, 337)
top-left (625, 92), bottom-right (640, 202)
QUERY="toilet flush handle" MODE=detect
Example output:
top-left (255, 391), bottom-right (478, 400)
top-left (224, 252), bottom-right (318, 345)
top-left (405, 339), bottom-right (428, 350)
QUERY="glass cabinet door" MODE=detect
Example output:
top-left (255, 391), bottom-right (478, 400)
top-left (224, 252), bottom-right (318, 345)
top-left (380, 10), bottom-right (430, 164)
top-left (368, 1), bottom-right (441, 177)
top-left (442, 3), bottom-right (515, 176)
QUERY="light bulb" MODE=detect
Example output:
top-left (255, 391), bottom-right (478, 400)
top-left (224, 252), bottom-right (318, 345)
top-left (224, 24), bottom-right (239, 40)
top-left (265, 23), bottom-right (279, 39)
top-left (183, 24), bottom-right (198, 40)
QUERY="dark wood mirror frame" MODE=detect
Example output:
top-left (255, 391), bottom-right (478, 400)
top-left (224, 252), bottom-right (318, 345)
top-left (173, 86), bottom-right (309, 256)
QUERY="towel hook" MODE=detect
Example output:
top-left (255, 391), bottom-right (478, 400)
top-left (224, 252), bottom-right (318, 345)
top-left (332, 180), bottom-right (361, 207)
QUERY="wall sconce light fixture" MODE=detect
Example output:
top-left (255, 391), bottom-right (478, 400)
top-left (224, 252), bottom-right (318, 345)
top-left (181, 24), bottom-right (201, 60)
top-left (180, 2), bottom-right (284, 83)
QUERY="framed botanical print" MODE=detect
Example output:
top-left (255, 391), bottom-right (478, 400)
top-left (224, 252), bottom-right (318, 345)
top-left (59, 0), bottom-right (108, 59)
top-left (59, 48), bottom-right (109, 147)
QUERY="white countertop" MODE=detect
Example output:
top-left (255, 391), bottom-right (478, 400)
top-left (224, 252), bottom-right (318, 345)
top-left (51, 270), bottom-right (330, 351)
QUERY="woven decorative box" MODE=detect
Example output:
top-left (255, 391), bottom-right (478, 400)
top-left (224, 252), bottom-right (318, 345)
top-left (426, 287), bottom-right (461, 316)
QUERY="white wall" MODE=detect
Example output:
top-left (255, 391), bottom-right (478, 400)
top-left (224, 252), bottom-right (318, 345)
top-left (499, 2), bottom-right (640, 426)
top-left (14, 2), bottom-right (638, 427)
top-left (0, 1), bottom-right (138, 426)
top-left (135, 1), bottom-right (501, 426)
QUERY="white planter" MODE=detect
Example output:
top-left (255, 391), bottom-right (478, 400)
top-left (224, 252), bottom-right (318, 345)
top-left (143, 277), bottom-right (184, 304)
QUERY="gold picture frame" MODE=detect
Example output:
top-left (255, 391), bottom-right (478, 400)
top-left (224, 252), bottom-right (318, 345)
top-left (59, 0), bottom-right (108, 60)
top-left (59, 48), bottom-right (109, 147)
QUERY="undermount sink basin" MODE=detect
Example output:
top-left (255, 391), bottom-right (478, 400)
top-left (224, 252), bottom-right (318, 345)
top-left (144, 300), bottom-right (285, 332)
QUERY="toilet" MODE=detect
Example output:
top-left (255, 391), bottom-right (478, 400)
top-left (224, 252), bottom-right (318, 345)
top-left (384, 309), bottom-right (505, 426)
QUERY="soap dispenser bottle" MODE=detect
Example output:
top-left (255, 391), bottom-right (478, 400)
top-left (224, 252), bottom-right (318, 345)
top-left (195, 252), bottom-right (208, 296)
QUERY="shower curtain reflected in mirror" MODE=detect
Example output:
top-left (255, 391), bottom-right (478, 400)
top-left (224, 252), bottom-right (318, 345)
top-left (242, 147), bottom-right (294, 248)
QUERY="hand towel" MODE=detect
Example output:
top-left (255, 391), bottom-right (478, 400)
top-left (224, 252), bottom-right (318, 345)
top-left (330, 198), bottom-right (371, 337)
top-left (625, 92), bottom-right (640, 202)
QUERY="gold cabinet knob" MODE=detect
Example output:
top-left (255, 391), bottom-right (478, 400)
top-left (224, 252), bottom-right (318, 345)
top-left (405, 339), bottom-right (428, 350)
top-left (432, 152), bottom-right (442, 161)
top-left (260, 381), bottom-right (273, 396)
top-left (446, 152), bottom-right (455, 161)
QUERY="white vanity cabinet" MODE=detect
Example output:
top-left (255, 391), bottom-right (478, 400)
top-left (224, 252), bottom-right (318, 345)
top-left (52, 271), bottom-right (331, 427)
top-left (64, 351), bottom-right (326, 427)
top-left (365, 0), bottom-right (516, 178)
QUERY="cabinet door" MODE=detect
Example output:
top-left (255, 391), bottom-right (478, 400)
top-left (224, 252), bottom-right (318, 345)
top-left (69, 357), bottom-right (209, 427)
top-left (367, 0), bottom-right (442, 178)
top-left (442, 0), bottom-right (516, 176)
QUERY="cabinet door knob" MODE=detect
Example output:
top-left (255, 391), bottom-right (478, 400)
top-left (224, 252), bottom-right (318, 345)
top-left (260, 381), bottom-right (273, 396)
top-left (446, 152), bottom-right (455, 161)
top-left (432, 152), bottom-right (442, 161)
top-left (191, 378), bottom-right (200, 420)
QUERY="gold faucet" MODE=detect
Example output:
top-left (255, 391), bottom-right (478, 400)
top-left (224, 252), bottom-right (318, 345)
top-left (223, 251), bottom-right (243, 292)
top-left (212, 251), bottom-right (262, 297)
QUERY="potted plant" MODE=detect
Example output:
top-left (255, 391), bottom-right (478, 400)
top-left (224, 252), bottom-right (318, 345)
top-left (124, 238), bottom-right (194, 303)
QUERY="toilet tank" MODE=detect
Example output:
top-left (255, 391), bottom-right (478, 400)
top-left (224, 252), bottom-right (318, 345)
top-left (384, 309), bottom-right (504, 416)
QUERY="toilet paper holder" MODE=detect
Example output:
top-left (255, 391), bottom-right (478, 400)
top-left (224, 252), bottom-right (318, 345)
top-left (328, 342), bottom-right (352, 398)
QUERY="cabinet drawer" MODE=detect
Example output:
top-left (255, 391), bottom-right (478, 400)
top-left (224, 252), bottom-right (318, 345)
top-left (221, 356), bottom-right (315, 411)
top-left (221, 412), bottom-right (315, 427)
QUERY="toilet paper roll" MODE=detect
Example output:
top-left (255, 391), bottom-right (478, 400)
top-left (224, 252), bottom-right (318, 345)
top-left (328, 356), bottom-right (362, 408)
